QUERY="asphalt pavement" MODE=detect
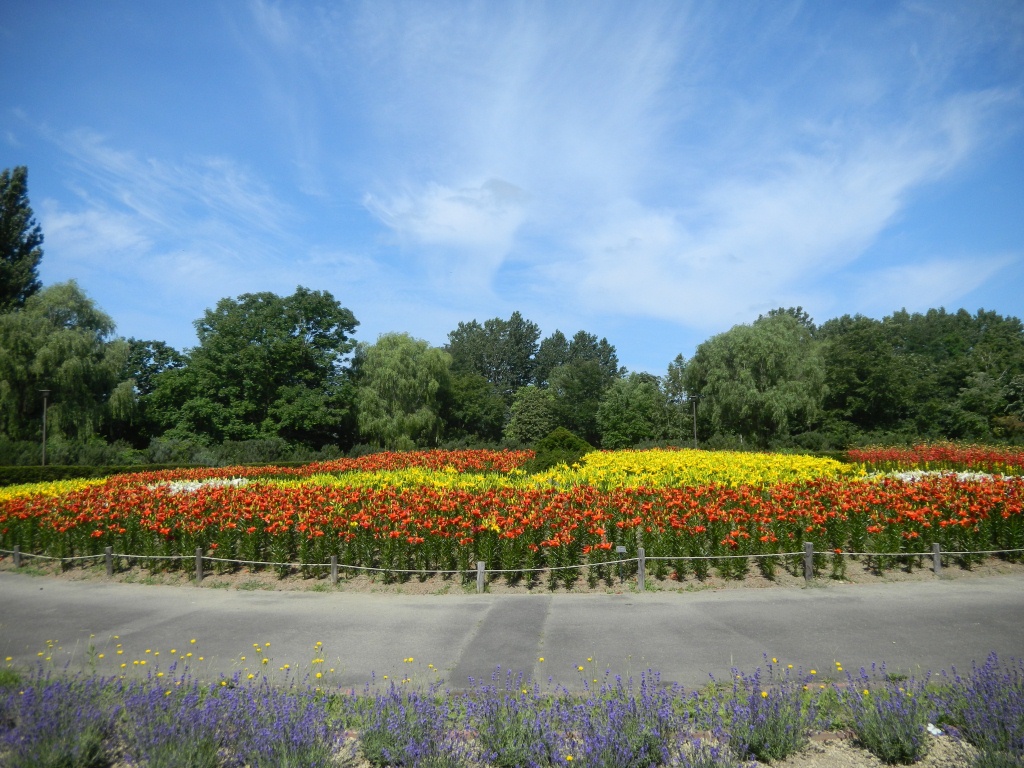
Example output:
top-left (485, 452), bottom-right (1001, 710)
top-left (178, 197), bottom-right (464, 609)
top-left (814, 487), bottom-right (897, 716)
top-left (2, 572), bottom-right (1022, 691)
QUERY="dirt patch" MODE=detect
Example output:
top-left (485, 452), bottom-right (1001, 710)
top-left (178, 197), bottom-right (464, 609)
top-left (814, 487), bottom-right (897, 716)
top-left (772, 734), bottom-right (975, 768)
top-left (3, 551), bottom-right (1022, 595)
top-left (10, 733), bottom-right (979, 768)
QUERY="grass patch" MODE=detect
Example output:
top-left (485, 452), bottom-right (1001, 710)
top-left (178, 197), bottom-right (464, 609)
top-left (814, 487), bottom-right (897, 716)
top-left (237, 580), bottom-right (275, 591)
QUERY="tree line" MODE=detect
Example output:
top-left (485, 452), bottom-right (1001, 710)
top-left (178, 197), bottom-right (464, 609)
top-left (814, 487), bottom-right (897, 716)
top-left (2, 165), bottom-right (1023, 466)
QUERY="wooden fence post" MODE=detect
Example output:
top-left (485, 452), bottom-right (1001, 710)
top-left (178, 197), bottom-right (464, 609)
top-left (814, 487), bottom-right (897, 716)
top-left (932, 543), bottom-right (942, 575)
top-left (105, 546), bottom-right (113, 578)
top-left (637, 547), bottom-right (646, 591)
top-left (804, 542), bottom-right (814, 583)
top-left (195, 547), bottom-right (204, 584)
top-left (476, 561), bottom-right (485, 593)
top-left (331, 555), bottom-right (338, 586)
top-left (13, 545), bottom-right (20, 568)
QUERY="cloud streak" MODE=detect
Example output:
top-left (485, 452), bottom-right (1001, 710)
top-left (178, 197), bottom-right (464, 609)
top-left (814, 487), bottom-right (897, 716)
top-left (243, 2), bottom-right (1022, 334)
top-left (14, 1), bottom-right (1022, 370)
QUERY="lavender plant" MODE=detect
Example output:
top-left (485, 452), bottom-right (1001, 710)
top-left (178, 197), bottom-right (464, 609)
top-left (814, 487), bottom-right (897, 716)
top-left (933, 653), bottom-right (1024, 768)
top-left (122, 679), bottom-right (226, 768)
top-left (122, 669), bottom-right (340, 768)
top-left (231, 678), bottom-right (338, 768)
top-left (1, 675), bottom-right (119, 768)
top-left (721, 662), bottom-right (816, 762)
top-left (5, 650), bottom-right (1024, 768)
top-left (555, 671), bottom-right (681, 768)
top-left (358, 682), bottom-right (472, 768)
top-left (844, 665), bottom-right (932, 764)
top-left (468, 670), bottom-right (559, 768)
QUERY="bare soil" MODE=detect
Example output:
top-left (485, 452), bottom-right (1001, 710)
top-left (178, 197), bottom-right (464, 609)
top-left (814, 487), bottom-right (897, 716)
top-left (87, 732), bottom-right (979, 768)
top-left (4, 551), bottom-right (1022, 595)
top-left (772, 733), bottom-right (977, 768)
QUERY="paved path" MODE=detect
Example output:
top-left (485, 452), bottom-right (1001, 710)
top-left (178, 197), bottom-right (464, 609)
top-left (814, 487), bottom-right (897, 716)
top-left (2, 572), bottom-right (1022, 691)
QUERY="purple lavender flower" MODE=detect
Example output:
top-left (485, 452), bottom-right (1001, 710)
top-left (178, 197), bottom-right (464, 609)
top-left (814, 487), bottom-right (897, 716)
top-left (844, 665), bottom-right (931, 764)
top-left (935, 653), bottom-right (1024, 766)
top-left (2, 674), bottom-right (119, 768)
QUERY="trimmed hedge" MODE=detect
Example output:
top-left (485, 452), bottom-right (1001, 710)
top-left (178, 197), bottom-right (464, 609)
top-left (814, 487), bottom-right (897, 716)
top-left (0, 462), bottom-right (314, 487)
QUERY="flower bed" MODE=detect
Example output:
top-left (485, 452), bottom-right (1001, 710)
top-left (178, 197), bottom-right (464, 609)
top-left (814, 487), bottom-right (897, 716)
top-left (848, 443), bottom-right (1024, 476)
top-left (2, 651), bottom-right (1021, 767)
top-left (2, 449), bottom-right (1022, 586)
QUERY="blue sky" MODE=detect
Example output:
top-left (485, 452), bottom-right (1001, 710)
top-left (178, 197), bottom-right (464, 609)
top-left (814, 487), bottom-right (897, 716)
top-left (2, 1), bottom-right (1023, 375)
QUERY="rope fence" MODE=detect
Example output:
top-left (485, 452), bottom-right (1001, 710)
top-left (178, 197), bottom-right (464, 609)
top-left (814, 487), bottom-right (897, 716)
top-left (3, 542), bottom-right (1023, 592)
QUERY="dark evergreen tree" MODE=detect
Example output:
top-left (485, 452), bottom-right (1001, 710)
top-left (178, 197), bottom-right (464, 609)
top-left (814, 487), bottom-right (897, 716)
top-left (0, 166), bottom-right (43, 312)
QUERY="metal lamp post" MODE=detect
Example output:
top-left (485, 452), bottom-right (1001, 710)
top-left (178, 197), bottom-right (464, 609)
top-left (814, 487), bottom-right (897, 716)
top-left (689, 394), bottom-right (701, 450)
top-left (39, 389), bottom-right (50, 466)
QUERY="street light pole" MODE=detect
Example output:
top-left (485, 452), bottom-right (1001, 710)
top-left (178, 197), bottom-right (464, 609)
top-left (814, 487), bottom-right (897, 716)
top-left (689, 394), bottom-right (702, 450)
top-left (692, 397), bottom-right (698, 449)
top-left (39, 390), bottom-right (50, 466)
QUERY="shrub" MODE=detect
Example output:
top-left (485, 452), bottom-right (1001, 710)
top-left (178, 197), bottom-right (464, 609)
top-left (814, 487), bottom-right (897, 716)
top-left (933, 653), bottom-right (1024, 767)
top-left (526, 428), bottom-right (593, 473)
top-left (725, 663), bottom-right (816, 762)
top-left (1, 675), bottom-right (119, 768)
top-left (845, 667), bottom-right (932, 764)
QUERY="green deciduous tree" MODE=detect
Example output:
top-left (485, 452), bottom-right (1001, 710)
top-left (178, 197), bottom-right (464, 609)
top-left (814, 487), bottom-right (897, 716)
top-left (819, 314), bottom-right (915, 433)
top-left (662, 353), bottom-right (692, 444)
top-left (544, 332), bottom-right (624, 445)
top-left (125, 339), bottom-right (185, 396)
top-left (534, 330), bottom-right (570, 386)
top-left (597, 373), bottom-right (669, 448)
top-left (503, 385), bottom-right (557, 445)
top-left (817, 308), bottom-right (1024, 442)
top-left (565, 330), bottom-right (623, 380)
top-left (355, 333), bottom-right (451, 450)
top-left (0, 280), bottom-right (132, 443)
top-left (0, 166), bottom-right (43, 312)
top-left (442, 371), bottom-right (506, 444)
top-left (685, 312), bottom-right (826, 447)
top-left (446, 311), bottom-right (541, 404)
top-left (149, 287), bottom-right (358, 447)
top-left (549, 359), bottom-right (611, 446)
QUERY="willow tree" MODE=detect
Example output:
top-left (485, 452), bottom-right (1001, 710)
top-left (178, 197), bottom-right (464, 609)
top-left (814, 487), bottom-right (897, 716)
top-left (685, 312), bottom-right (826, 447)
top-left (355, 333), bottom-right (452, 450)
top-left (0, 280), bottom-right (133, 442)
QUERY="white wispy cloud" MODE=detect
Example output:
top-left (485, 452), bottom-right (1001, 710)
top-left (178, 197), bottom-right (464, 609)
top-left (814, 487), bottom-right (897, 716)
top-left (54, 129), bottom-right (290, 240)
top-left (365, 179), bottom-right (528, 251)
top-left (247, 1), bottom-right (1020, 338)
top-left (40, 203), bottom-right (152, 266)
top-left (26, 1), bottom-right (1023, 366)
top-left (853, 255), bottom-right (1017, 316)
top-left (550, 88), bottom-right (1016, 328)
top-left (32, 125), bottom-right (309, 346)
